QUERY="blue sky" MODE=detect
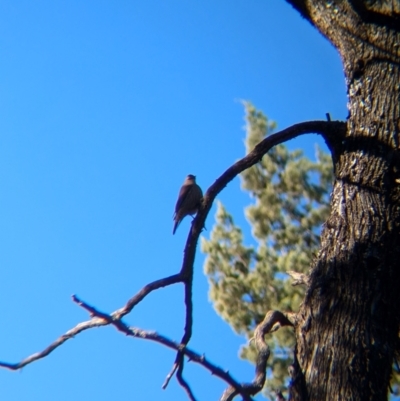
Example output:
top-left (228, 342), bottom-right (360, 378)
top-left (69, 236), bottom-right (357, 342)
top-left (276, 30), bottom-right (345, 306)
top-left (0, 1), bottom-right (347, 400)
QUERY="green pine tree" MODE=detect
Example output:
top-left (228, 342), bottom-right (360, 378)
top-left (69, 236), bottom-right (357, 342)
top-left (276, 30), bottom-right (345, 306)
top-left (201, 102), bottom-right (333, 398)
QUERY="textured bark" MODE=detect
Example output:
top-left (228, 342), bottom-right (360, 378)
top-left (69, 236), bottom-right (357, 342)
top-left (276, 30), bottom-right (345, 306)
top-left (284, 1), bottom-right (400, 400)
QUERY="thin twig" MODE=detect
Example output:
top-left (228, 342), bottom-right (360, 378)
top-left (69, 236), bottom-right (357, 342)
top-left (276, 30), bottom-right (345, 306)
top-left (113, 273), bottom-right (183, 320)
top-left (73, 295), bottom-right (253, 400)
top-left (162, 362), bottom-right (179, 389)
top-left (165, 265), bottom-right (195, 387)
top-left (0, 275), bottom-right (182, 370)
top-left (176, 355), bottom-right (197, 401)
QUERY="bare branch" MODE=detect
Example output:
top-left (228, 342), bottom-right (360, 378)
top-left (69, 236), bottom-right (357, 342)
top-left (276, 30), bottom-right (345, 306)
top-left (171, 121), bottom-right (344, 390)
top-left (113, 273), bottom-right (183, 320)
top-left (176, 355), bottom-right (197, 401)
top-left (167, 120), bottom-right (345, 385)
top-left (73, 295), bottom-right (254, 401)
top-left (220, 310), bottom-right (294, 401)
top-left (165, 222), bottom-right (196, 385)
top-left (0, 119), bottom-right (344, 399)
top-left (0, 316), bottom-right (106, 370)
top-left (192, 120), bottom-right (346, 243)
top-left (0, 275), bottom-right (182, 371)
top-left (162, 359), bottom-right (180, 389)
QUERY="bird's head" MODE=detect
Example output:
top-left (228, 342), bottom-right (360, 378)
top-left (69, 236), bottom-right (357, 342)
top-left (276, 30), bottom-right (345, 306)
top-left (186, 174), bottom-right (196, 182)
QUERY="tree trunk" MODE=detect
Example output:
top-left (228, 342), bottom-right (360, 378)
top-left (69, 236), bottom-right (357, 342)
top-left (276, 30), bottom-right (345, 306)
top-left (285, 1), bottom-right (400, 400)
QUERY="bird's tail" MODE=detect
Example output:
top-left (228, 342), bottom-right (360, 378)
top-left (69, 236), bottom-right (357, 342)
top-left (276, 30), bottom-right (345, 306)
top-left (172, 219), bottom-right (179, 235)
top-left (172, 214), bottom-right (180, 235)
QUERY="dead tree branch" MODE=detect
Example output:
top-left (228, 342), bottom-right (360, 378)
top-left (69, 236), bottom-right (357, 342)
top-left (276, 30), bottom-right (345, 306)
top-left (220, 310), bottom-right (294, 401)
top-left (0, 119), bottom-right (345, 400)
top-left (73, 294), bottom-right (255, 401)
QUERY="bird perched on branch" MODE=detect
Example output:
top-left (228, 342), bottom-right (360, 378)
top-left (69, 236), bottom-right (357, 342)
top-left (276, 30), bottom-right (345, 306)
top-left (173, 174), bottom-right (203, 235)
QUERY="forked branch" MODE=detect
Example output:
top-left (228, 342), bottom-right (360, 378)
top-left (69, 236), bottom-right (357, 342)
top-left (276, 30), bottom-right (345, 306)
top-left (0, 119), bottom-right (345, 401)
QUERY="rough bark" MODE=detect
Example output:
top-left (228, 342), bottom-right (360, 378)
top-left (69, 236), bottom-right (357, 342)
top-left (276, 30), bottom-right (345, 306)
top-left (284, 1), bottom-right (400, 400)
